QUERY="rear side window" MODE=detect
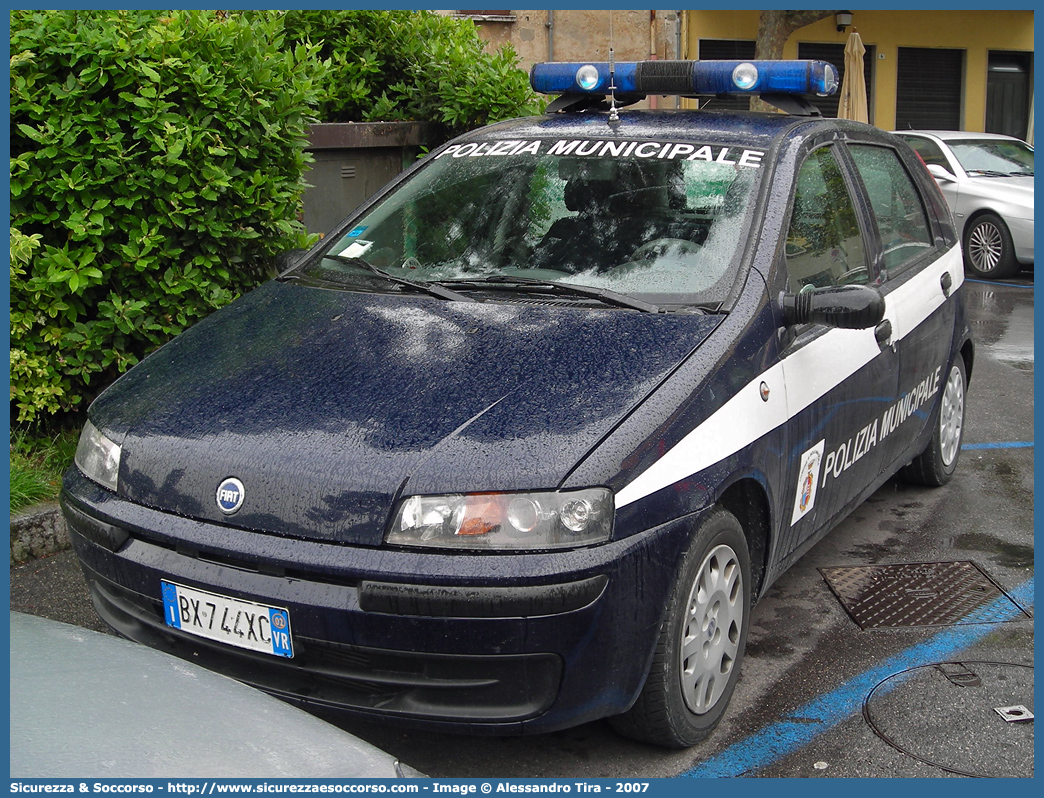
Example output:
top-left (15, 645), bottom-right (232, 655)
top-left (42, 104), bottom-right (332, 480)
top-left (785, 146), bottom-right (869, 292)
top-left (849, 145), bottom-right (933, 278)
top-left (902, 136), bottom-right (950, 170)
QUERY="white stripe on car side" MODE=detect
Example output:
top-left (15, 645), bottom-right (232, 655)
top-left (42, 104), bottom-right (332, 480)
top-left (615, 248), bottom-right (962, 509)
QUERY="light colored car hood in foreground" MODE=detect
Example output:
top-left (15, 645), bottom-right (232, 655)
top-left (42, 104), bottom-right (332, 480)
top-left (10, 612), bottom-right (424, 778)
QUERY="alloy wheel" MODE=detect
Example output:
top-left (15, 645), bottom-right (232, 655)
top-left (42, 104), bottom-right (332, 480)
top-left (967, 221), bottom-right (1004, 272)
top-left (939, 365), bottom-right (965, 467)
top-left (680, 543), bottom-right (744, 714)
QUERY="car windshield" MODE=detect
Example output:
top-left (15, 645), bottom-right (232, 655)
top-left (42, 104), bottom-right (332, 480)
top-left (948, 139), bottom-right (1034, 176)
top-left (296, 138), bottom-right (765, 309)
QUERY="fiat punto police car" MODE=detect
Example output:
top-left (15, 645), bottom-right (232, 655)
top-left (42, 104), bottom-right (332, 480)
top-left (63, 60), bottom-right (973, 748)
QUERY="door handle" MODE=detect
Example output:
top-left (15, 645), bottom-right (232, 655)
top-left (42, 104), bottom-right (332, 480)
top-left (941, 271), bottom-right (953, 297)
top-left (875, 319), bottom-right (893, 349)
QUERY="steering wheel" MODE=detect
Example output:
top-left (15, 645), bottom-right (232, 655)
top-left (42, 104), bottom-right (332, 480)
top-left (837, 266), bottom-right (870, 286)
top-left (630, 238), bottom-right (702, 262)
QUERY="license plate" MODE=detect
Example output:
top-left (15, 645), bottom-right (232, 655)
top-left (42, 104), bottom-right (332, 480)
top-left (161, 581), bottom-right (293, 658)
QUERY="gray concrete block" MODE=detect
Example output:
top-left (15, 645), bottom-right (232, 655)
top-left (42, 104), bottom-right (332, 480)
top-left (10, 502), bottom-right (70, 565)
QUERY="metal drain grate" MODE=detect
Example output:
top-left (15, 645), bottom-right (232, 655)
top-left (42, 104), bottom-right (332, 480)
top-left (819, 561), bottom-right (1031, 629)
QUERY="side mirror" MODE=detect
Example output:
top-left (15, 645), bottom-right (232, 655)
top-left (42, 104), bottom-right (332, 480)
top-left (780, 284), bottom-right (885, 330)
top-left (273, 248), bottom-right (309, 273)
top-left (926, 163), bottom-right (958, 183)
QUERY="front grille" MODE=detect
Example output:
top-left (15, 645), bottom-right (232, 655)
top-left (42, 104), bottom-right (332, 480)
top-left (79, 557), bottom-right (563, 723)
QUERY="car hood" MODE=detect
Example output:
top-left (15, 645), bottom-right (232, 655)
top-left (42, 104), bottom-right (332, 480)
top-left (10, 612), bottom-right (417, 778)
top-left (90, 281), bottom-right (720, 545)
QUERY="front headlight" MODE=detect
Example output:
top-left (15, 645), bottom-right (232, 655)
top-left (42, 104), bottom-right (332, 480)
top-left (386, 488), bottom-right (614, 550)
top-left (74, 420), bottom-right (122, 492)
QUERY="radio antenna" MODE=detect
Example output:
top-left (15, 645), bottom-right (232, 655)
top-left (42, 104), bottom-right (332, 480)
top-left (607, 11), bottom-right (619, 123)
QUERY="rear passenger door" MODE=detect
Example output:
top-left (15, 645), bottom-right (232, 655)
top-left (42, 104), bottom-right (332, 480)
top-left (845, 142), bottom-right (961, 474)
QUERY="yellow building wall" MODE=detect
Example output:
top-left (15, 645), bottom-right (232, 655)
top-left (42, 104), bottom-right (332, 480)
top-left (685, 10), bottom-right (1033, 131)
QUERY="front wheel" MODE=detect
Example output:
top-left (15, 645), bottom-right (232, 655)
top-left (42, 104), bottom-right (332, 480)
top-left (609, 507), bottom-right (751, 748)
top-left (964, 213), bottom-right (1018, 279)
top-left (900, 356), bottom-right (967, 486)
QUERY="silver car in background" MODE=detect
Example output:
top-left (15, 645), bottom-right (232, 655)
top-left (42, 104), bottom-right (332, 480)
top-left (896, 130), bottom-right (1033, 279)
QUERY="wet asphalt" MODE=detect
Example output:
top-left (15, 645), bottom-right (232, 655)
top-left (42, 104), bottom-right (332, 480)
top-left (8, 271), bottom-right (1034, 779)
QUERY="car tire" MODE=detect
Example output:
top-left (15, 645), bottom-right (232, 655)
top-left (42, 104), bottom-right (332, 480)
top-left (609, 506), bottom-right (751, 748)
top-left (900, 356), bottom-right (967, 487)
top-left (964, 213), bottom-right (1019, 279)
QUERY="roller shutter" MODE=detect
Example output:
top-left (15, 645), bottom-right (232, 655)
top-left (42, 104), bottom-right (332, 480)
top-left (895, 47), bottom-right (963, 130)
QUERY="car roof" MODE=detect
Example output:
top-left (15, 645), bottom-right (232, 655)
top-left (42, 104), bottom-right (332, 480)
top-left (897, 130), bottom-right (1027, 144)
top-left (460, 108), bottom-right (843, 150)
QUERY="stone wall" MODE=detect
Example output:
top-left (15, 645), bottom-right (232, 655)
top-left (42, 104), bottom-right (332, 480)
top-left (460, 10), bottom-right (683, 80)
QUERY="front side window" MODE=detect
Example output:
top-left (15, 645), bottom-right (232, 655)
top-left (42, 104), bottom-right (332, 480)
top-left (295, 139), bottom-right (766, 309)
top-left (849, 145), bottom-right (933, 277)
top-left (785, 146), bottom-right (869, 293)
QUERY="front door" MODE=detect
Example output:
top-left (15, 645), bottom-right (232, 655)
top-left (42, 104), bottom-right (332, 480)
top-left (776, 143), bottom-right (899, 561)
top-left (986, 51), bottom-right (1032, 141)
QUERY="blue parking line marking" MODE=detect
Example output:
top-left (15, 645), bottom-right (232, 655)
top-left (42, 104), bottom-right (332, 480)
top-left (962, 441), bottom-right (1033, 450)
top-left (965, 278), bottom-right (1034, 288)
top-left (684, 578), bottom-right (1034, 778)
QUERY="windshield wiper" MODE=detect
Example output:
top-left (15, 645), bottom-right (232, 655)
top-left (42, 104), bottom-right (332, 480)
top-left (440, 275), bottom-right (661, 313)
top-left (323, 255), bottom-right (474, 302)
top-left (967, 169), bottom-right (1015, 177)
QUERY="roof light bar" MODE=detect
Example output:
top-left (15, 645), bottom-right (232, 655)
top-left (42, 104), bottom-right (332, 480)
top-left (531, 60), bottom-right (839, 98)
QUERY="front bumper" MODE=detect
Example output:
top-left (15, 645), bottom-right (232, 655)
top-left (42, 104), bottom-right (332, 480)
top-left (61, 469), bottom-right (694, 734)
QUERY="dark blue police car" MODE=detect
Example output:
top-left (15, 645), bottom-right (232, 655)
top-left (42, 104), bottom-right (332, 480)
top-left (63, 60), bottom-right (973, 747)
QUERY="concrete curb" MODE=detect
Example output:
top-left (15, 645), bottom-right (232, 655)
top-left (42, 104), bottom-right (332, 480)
top-left (10, 502), bottom-right (70, 565)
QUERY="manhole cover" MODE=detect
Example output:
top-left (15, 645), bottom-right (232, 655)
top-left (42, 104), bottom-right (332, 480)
top-left (819, 561), bottom-right (1030, 629)
top-left (864, 661), bottom-right (1034, 778)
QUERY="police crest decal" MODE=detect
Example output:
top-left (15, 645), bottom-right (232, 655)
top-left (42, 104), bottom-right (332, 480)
top-left (791, 440), bottom-right (825, 526)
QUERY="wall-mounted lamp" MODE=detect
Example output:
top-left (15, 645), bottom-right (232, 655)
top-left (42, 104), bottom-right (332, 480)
top-left (836, 11), bottom-right (853, 32)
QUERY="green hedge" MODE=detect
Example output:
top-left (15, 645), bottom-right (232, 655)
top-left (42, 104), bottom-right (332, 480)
top-left (10, 10), bottom-right (538, 426)
top-left (10, 10), bottom-right (326, 423)
top-left (282, 10), bottom-right (540, 144)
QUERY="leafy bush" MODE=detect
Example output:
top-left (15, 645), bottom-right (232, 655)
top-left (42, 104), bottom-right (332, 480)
top-left (282, 10), bottom-right (540, 144)
top-left (10, 9), bottom-right (536, 425)
top-left (10, 10), bottom-right (327, 423)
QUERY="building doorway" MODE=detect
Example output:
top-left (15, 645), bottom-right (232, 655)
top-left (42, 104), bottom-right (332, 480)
top-left (986, 51), bottom-right (1032, 141)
